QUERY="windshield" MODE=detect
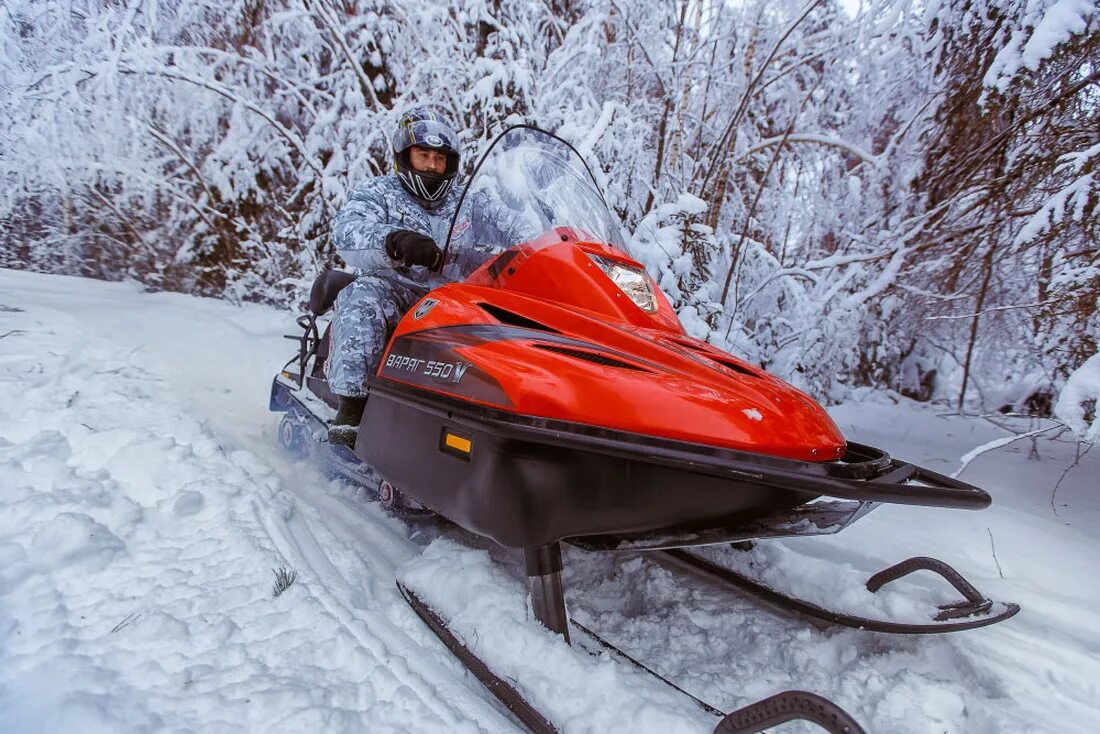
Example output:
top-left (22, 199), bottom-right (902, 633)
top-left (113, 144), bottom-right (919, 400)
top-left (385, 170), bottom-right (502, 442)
top-left (441, 126), bottom-right (630, 281)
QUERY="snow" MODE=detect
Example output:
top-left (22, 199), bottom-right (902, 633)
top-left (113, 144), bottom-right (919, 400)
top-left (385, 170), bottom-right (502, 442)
top-left (741, 408), bottom-right (764, 422)
top-left (1055, 352), bottom-right (1100, 440)
top-left (1019, 0), bottom-right (1097, 70)
top-left (1014, 172), bottom-right (1096, 246)
top-left (2, 267), bottom-right (1100, 733)
top-left (983, 0), bottom-right (1098, 93)
top-left (401, 540), bottom-right (714, 733)
top-left (0, 270), bottom-right (515, 733)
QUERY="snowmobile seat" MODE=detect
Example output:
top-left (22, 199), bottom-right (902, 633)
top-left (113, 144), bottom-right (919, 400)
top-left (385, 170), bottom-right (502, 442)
top-left (308, 270), bottom-right (356, 315)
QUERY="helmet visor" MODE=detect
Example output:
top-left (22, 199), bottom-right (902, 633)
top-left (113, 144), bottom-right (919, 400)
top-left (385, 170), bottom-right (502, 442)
top-left (393, 119), bottom-right (461, 173)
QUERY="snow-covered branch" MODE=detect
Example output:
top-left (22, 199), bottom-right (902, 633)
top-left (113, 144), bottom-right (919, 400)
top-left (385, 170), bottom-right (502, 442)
top-left (922, 298), bottom-right (1069, 321)
top-left (736, 134), bottom-right (876, 165)
top-left (951, 422), bottom-right (1065, 478)
top-left (113, 65), bottom-right (325, 179)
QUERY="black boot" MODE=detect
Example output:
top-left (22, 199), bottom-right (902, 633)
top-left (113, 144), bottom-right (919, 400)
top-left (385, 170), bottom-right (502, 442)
top-left (328, 395), bottom-right (367, 448)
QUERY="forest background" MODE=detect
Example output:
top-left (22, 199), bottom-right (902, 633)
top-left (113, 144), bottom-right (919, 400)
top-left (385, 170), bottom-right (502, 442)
top-left (1, 0), bottom-right (1097, 427)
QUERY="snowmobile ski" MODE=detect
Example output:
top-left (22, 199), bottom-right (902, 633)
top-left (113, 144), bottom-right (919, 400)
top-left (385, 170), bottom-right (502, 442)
top-left (397, 579), bottom-right (556, 734)
top-left (398, 580), bottom-right (866, 734)
top-left (714, 691), bottom-right (866, 734)
top-left (657, 549), bottom-right (1021, 634)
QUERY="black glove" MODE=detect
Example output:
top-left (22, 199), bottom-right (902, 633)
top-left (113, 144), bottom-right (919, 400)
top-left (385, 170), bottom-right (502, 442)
top-left (385, 229), bottom-right (442, 269)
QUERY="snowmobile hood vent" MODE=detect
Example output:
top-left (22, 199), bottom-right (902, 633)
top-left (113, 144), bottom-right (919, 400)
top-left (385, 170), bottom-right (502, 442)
top-left (709, 355), bottom-right (761, 378)
top-left (664, 337), bottom-right (761, 378)
top-left (532, 343), bottom-right (652, 372)
top-left (477, 302), bottom-right (560, 333)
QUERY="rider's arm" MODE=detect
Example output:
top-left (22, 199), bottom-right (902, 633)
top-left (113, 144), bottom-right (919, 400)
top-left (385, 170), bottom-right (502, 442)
top-left (331, 178), bottom-right (401, 270)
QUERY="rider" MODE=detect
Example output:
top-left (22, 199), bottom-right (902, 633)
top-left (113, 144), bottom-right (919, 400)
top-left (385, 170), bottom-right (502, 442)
top-left (326, 107), bottom-right (463, 446)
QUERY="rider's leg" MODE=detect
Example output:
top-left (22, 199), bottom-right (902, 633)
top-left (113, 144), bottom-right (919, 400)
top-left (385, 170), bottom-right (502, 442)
top-left (326, 275), bottom-right (419, 447)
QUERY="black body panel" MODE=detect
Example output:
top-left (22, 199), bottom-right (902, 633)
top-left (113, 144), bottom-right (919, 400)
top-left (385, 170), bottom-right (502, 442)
top-left (361, 386), bottom-right (805, 548)
top-left (358, 378), bottom-right (991, 549)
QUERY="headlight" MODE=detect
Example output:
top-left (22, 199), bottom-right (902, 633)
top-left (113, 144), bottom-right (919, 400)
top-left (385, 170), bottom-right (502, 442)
top-left (588, 254), bottom-right (658, 312)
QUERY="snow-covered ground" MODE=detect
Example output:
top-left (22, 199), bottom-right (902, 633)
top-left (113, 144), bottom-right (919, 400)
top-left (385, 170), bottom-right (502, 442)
top-left (1, 267), bottom-right (1097, 733)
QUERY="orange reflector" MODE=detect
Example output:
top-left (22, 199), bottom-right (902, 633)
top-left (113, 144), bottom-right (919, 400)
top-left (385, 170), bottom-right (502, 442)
top-left (444, 433), bottom-right (472, 454)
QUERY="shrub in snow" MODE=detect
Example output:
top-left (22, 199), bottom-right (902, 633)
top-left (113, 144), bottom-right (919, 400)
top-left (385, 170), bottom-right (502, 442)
top-left (271, 566), bottom-right (298, 598)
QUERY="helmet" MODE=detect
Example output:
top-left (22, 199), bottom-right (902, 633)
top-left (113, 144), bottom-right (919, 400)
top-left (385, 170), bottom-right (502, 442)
top-left (392, 107), bottom-right (461, 207)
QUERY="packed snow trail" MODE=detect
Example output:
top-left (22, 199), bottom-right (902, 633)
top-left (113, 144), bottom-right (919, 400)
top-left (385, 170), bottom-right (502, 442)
top-left (0, 271), bottom-right (517, 733)
top-left (2, 268), bottom-right (1099, 733)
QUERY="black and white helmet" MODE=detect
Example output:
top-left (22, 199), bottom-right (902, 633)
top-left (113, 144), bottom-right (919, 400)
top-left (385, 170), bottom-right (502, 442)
top-left (392, 107), bottom-right (461, 207)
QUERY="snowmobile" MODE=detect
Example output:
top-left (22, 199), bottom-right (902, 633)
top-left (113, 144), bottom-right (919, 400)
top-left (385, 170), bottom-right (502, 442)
top-left (271, 126), bottom-right (1018, 733)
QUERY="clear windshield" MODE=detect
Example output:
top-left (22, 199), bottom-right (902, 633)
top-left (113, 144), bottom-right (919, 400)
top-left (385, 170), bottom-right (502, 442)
top-left (441, 126), bottom-right (629, 280)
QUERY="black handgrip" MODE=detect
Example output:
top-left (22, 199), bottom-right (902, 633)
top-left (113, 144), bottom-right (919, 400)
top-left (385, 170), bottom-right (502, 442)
top-left (866, 556), bottom-right (985, 602)
top-left (866, 556), bottom-right (995, 622)
top-left (714, 690), bottom-right (866, 734)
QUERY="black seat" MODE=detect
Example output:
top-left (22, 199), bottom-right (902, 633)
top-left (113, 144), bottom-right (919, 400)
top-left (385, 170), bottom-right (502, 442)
top-left (308, 270), bottom-right (356, 315)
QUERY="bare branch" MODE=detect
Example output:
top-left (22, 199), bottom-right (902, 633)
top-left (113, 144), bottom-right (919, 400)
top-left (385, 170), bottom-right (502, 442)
top-left (923, 297), bottom-right (1072, 321)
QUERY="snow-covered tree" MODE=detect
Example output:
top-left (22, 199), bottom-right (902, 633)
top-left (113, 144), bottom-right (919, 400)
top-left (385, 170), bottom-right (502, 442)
top-left (1, 0), bottom-right (1094, 411)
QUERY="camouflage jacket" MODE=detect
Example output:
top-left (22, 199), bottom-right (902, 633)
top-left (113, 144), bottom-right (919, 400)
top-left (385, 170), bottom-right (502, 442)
top-left (331, 175), bottom-right (461, 287)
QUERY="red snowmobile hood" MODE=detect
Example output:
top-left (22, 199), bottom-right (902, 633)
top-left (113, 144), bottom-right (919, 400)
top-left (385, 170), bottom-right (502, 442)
top-left (378, 236), bottom-right (846, 462)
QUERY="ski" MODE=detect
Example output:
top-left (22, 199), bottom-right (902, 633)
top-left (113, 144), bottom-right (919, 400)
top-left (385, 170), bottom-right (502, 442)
top-left (399, 580), bottom-right (866, 734)
top-left (397, 580), bottom-right (556, 734)
top-left (657, 549), bottom-right (1020, 634)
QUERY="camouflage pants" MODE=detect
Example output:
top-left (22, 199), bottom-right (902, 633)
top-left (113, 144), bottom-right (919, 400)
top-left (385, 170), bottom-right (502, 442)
top-left (326, 274), bottom-right (423, 397)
